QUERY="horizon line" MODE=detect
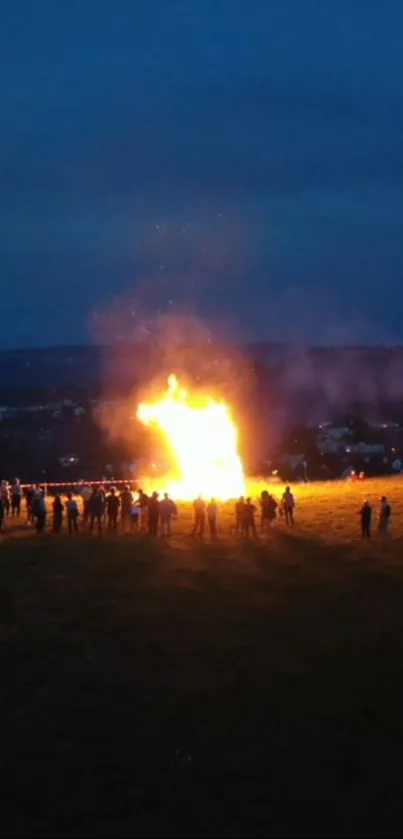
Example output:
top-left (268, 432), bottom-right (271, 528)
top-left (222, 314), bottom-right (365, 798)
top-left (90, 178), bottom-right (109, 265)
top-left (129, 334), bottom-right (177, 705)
top-left (1, 340), bottom-right (403, 353)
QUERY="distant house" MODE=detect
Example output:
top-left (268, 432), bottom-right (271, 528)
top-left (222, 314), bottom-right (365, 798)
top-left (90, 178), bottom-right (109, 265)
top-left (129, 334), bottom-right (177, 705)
top-left (369, 421), bottom-right (401, 431)
top-left (58, 454), bottom-right (81, 468)
top-left (344, 442), bottom-right (385, 455)
top-left (317, 425), bottom-right (386, 456)
top-left (317, 426), bottom-right (353, 454)
top-left (0, 406), bottom-right (17, 421)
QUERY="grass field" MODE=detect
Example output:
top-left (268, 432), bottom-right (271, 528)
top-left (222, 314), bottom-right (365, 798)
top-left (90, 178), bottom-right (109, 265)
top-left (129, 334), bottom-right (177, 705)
top-left (2, 478), bottom-right (403, 837)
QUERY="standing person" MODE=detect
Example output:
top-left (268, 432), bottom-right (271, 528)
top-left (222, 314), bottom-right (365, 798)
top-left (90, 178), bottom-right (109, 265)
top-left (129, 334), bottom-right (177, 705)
top-left (242, 498), bottom-right (257, 538)
top-left (282, 486), bottom-right (295, 527)
top-left (260, 491), bottom-right (278, 531)
top-left (260, 490), bottom-right (278, 532)
top-left (81, 484), bottom-right (92, 525)
top-left (106, 488), bottom-right (120, 531)
top-left (268, 493), bottom-right (278, 528)
top-left (159, 492), bottom-right (177, 536)
top-left (207, 498), bottom-right (218, 536)
top-left (25, 485), bottom-right (34, 526)
top-left (99, 486), bottom-right (107, 524)
top-left (31, 489), bottom-right (40, 524)
top-left (120, 485), bottom-right (133, 533)
top-left (138, 490), bottom-right (149, 532)
top-left (36, 491), bottom-right (47, 534)
top-left (260, 491), bottom-right (269, 531)
top-left (66, 492), bottom-right (79, 534)
top-left (88, 487), bottom-right (104, 535)
top-left (31, 484), bottom-right (42, 528)
top-left (235, 496), bottom-right (245, 533)
top-left (1, 481), bottom-right (10, 518)
top-left (11, 479), bottom-right (22, 517)
top-left (378, 496), bottom-right (391, 535)
top-left (32, 484), bottom-right (42, 501)
top-left (192, 495), bottom-right (206, 537)
top-left (359, 500), bottom-right (372, 539)
top-left (131, 495), bottom-right (141, 532)
top-left (52, 495), bottom-right (64, 534)
top-left (0, 495), bottom-right (5, 532)
top-left (148, 491), bottom-right (160, 536)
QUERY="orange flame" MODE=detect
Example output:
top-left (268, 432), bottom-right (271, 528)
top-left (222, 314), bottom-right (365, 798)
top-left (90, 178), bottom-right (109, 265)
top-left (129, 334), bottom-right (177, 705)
top-left (137, 374), bottom-right (245, 500)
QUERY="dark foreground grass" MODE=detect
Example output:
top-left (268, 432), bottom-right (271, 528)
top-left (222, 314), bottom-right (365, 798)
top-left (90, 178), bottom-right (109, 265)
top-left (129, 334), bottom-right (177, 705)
top-left (2, 530), bottom-right (403, 837)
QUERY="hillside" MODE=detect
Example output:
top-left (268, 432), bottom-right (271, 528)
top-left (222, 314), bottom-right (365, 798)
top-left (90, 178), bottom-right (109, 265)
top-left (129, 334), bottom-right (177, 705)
top-left (2, 343), bottom-right (403, 483)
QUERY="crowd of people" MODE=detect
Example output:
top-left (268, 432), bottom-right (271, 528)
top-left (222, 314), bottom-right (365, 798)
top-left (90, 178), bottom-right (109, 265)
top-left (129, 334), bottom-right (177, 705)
top-left (0, 481), bottom-right (175, 536)
top-left (0, 478), bottom-right (392, 540)
top-left (0, 480), bottom-right (298, 539)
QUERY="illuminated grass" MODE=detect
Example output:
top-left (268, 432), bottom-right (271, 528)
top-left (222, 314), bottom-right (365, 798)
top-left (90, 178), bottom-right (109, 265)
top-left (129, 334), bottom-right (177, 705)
top-left (1, 477), bottom-right (403, 837)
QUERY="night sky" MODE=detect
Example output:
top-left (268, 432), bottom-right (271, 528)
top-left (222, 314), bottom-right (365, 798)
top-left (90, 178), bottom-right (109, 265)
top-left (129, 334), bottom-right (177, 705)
top-left (1, 0), bottom-right (402, 348)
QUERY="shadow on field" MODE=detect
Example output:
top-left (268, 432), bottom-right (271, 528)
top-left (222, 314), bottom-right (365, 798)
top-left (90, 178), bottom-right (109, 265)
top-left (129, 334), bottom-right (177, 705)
top-left (2, 533), bottom-right (403, 837)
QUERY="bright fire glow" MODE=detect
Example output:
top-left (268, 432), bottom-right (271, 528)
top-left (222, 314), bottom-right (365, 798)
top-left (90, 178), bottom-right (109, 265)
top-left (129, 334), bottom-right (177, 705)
top-left (137, 374), bottom-right (245, 500)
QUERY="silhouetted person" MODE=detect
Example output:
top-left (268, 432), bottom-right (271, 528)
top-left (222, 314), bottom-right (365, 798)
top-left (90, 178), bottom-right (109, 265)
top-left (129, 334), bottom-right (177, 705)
top-left (160, 493), bottom-right (177, 536)
top-left (106, 488), bottom-right (120, 531)
top-left (66, 492), bottom-right (79, 533)
top-left (131, 496), bottom-right (141, 531)
top-left (81, 484), bottom-right (91, 525)
top-left (242, 498), bottom-right (257, 537)
top-left (235, 496), bottom-right (245, 532)
top-left (378, 496), bottom-right (391, 535)
top-left (148, 491), bottom-right (160, 536)
top-left (52, 495), bottom-right (64, 534)
top-left (120, 485), bottom-right (133, 532)
top-left (35, 492), bottom-right (47, 534)
top-left (1, 481), bottom-right (10, 517)
top-left (282, 486), bottom-right (295, 526)
top-left (25, 486), bottom-right (34, 525)
top-left (11, 479), bottom-right (22, 516)
top-left (260, 490), bottom-right (278, 531)
top-left (89, 488), bottom-right (104, 535)
top-left (0, 497), bottom-right (5, 532)
top-left (99, 486), bottom-right (107, 522)
top-left (360, 500), bottom-right (372, 539)
top-left (138, 490), bottom-right (149, 531)
top-left (267, 493), bottom-right (278, 527)
top-left (207, 498), bottom-right (218, 536)
top-left (192, 495), bottom-right (206, 537)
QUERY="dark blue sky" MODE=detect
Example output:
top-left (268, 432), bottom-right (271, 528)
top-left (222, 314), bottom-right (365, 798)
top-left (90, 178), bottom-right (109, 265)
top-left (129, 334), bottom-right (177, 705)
top-left (1, 0), bottom-right (402, 348)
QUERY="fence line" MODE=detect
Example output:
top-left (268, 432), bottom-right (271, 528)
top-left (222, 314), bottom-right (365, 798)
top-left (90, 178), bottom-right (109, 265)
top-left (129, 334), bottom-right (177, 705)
top-left (20, 479), bottom-right (135, 490)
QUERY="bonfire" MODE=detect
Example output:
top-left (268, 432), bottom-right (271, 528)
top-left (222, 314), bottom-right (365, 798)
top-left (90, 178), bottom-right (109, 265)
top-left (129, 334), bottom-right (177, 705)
top-left (137, 374), bottom-right (245, 500)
